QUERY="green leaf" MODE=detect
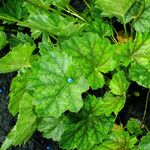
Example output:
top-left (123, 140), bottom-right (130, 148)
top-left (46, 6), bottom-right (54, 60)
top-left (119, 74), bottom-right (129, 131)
top-left (120, 0), bottom-right (145, 24)
top-left (13, 93), bottom-right (37, 145)
top-left (95, 0), bottom-right (135, 17)
top-left (126, 118), bottom-right (142, 136)
top-left (0, 127), bottom-right (16, 150)
top-left (9, 71), bottom-right (30, 116)
top-left (60, 95), bottom-right (114, 150)
top-left (129, 62), bottom-right (150, 88)
top-left (132, 32), bottom-right (150, 67)
top-left (114, 41), bottom-right (134, 67)
top-left (0, 31), bottom-right (7, 50)
top-left (0, 0), bottom-right (27, 22)
top-left (22, 3), bottom-right (85, 37)
top-left (87, 18), bottom-right (113, 37)
top-left (138, 133), bottom-right (150, 150)
top-left (38, 115), bottom-right (68, 141)
top-left (134, 0), bottom-right (150, 32)
top-left (10, 32), bottom-right (35, 48)
top-left (1, 93), bottom-right (37, 148)
top-left (0, 43), bottom-right (35, 73)
top-left (93, 125), bottom-right (137, 150)
top-left (28, 43), bottom-right (89, 118)
top-left (97, 93), bottom-right (126, 116)
top-left (109, 71), bottom-right (129, 96)
top-left (61, 32), bottom-right (116, 89)
top-left (129, 32), bottom-right (150, 88)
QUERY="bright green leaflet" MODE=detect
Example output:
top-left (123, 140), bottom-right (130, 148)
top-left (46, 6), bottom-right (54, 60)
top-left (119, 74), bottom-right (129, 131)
top-left (134, 0), bottom-right (150, 32)
top-left (126, 118), bottom-right (142, 136)
top-left (97, 92), bottom-right (126, 116)
top-left (38, 115), bottom-right (68, 141)
top-left (60, 95), bottom-right (114, 150)
top-left (9, 71), bottom-right (30, 116)
top-left (93, 125), bottom-right (137, 150)
top-left (28, 42), bottom-right (89, 118)
top-left (0, 43), bottom-right (35, 73)
top-left (22, 2), bottom-right (85, 38)
top-left (0, 31), bottom-right (7, 50)
top-left (109, 71), bottom-right (129, 96)
top-left (1, 93), bottom-right (37, 149)
top-left (95, 0), bottom-right (135, 17)
top-left (138, 132), bottom-right (150, 150)
top-left (61, 32), bottom-right (116, 89)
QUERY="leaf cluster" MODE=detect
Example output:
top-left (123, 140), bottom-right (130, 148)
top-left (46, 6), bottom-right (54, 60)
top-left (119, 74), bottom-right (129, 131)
top-left (0, 0), bottom-right (150, 149)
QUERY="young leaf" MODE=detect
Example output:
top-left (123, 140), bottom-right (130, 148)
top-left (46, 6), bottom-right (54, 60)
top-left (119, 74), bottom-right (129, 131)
top-left (93, 125), bottom-right (137, 150)
top-left (97, 93), bottom-right (126, 116)
top-left (109, 71), bottom-right (129, 96)
top-left (138, 132), bottom-right (150, 150)
top-left (126, 118), bottom-right (142, 136)
top-left (61, 32), bottom-right (116, 89)
top-left (60, 95), bottom-right (114, 150)
top-left (0, 31), bottom-right (7, 50)
top-left (38, 115), bottom-right (68, 141)
top-left (0, 43), bottom-right (35, 73)
top-left (9, 71), bottom-right (30, 116)
top-left (28, 43), bottom-right (89, 118)
top-left (95, 0), bottom-right (135, 17)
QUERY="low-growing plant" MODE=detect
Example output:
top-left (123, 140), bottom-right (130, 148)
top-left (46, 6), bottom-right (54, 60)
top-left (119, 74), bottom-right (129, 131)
top-left (0, 0), bottom-right (150, 149)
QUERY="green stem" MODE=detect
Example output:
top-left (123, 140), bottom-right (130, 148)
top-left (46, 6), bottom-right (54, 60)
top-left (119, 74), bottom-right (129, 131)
top-left (141, 89), bottom-right (150, 127)
top-left (122, 16), bottom-right (128, 38)
top-left (83, 0), bottom-right (91, 9)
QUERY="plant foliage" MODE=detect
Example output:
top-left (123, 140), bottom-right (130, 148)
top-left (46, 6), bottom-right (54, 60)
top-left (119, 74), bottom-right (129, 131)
top-left (0, 0), bottom-right (150, 149)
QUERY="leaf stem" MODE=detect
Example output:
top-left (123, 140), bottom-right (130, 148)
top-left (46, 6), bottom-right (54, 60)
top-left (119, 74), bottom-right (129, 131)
top-left (141, 89), bottom-right (150, 127)
top-left (122, 16), bottom-right (128, 38)
top-left (83, 0), bottom-right (91, 9)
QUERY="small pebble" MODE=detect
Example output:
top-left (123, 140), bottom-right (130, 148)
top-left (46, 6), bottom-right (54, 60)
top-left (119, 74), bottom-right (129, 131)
top-left (46, 144), bottom-right (51, 150)
top-left (0, 88), bottom-right (3, 94)
top-left (67, 78), bottom-right (73, 83)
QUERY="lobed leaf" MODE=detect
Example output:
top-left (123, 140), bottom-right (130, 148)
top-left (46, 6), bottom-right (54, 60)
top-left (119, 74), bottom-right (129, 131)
top-left (109, 71), bottom-right (129, 96)
top-left (28, 42), bottom-right (89, 118)
top-left (93, 125), bottom-right (137, 150)
top-left (126, 118), bottom-right (143, 136)
top-left (61, 32), bottom-right (116, 89)
top-left (60, 95), bottom-right (114, 150)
